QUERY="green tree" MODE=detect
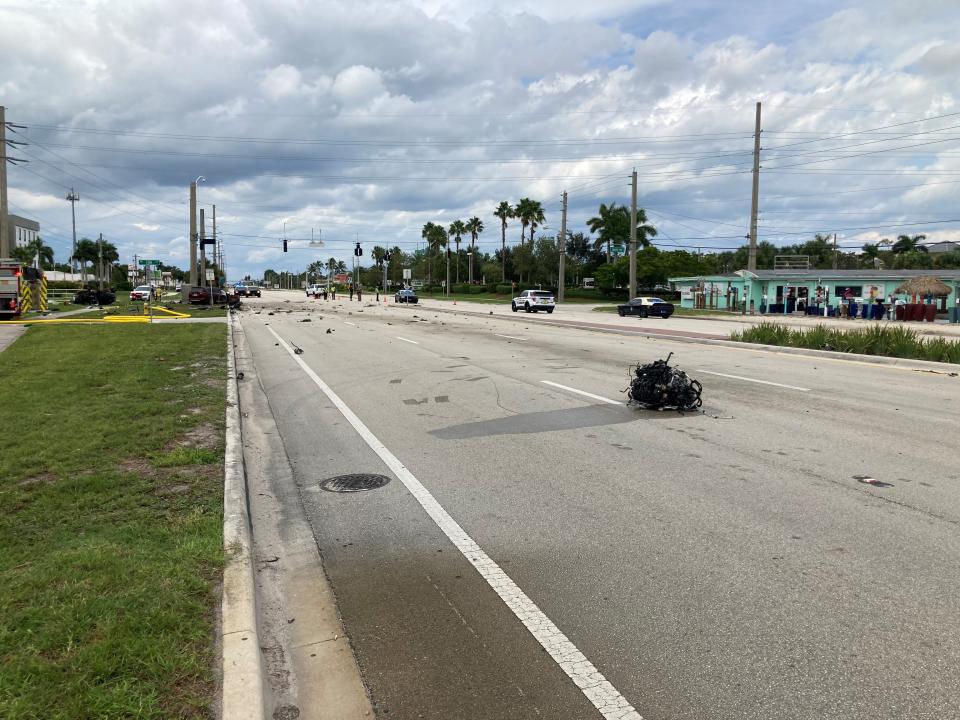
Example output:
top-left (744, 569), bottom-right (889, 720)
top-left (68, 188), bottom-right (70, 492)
top-left (465, 217), bottom-right (484, 283)
top-left (493, 201), bottom-right (514, 282)
top-left (448, 219), bottom-right (466, 284)
top-left (892, 234), bottom-right (928, 254)
top-left (587, 203), bottom-right (623, 263)
top-left (423, 223), bottom-right (447, 287)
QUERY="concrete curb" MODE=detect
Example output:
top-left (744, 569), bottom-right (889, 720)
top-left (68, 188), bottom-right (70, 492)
top-left (418, 304), bottom-right (960, 374)
top-left (221, 312), bottom-right (268, 719)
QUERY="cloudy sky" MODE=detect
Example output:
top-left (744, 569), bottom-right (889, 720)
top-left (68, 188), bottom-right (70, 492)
top-left (2, 0), bottom-right (959, 279)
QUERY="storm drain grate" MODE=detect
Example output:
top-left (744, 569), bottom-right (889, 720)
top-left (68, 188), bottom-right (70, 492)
top-left (320, 473), bottom-right (391, 493)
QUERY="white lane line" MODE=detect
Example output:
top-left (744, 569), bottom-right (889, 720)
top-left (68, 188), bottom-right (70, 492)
top-left (494, 333), bottom-right (528, 341)
top-left (266, 325), bottom-right (642, 720)
top-left (343, 321), bottom-right (357, 327)
top-left (395, 336), bottom-right (419, 345)
top-left (695, 370), bottom-right (810, 392)
top-left (540, 380), bottom-right (621, 406)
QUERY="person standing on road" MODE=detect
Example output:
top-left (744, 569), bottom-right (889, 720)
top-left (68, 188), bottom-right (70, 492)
top-left (350, 285), bottom-right (354, 301)
top-left (357, 287), bottom-right (362, 302)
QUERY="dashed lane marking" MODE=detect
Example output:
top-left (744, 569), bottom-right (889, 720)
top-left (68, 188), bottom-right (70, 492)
top-left (695, 370), bottom-right (810, 392)
top-left (540, 380), bottom-right (621, 405)
top-left (267, 326), bottom-right (642, 720)
top-left (494, 333), bottom-right (528, 341)
top-left (395, 336), bottom-right (419, 345)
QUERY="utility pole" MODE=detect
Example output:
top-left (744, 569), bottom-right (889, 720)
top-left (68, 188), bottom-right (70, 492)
top-left (212, 204), bottom-right (217, 283)
top-left (0, 106), bottom-right (9, 259)
top-left (833, 233), bottom-right (838, 270)
top-left (201, 209), bottom-right (211, 307)
top-left (558, 190), bottom-right (568, 302)
top-left (445, 247), bottom-right (450, 296)
top-left (189, 181), bottom-right (198, 287)
top-left (748, 101), bottom-right (762, 272)
top-left (97, 233), bottom-right (104, 291)
top-left (629, 170), bottom-right (638, 301)
top-left (66, 189), bottom-right (80, 276)
top-left (133, 253), bottom-right (140, 286)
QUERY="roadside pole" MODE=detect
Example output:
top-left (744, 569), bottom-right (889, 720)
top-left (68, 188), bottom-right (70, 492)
top-left (0, 107), bottom-right (9, 260)
top-left (629, 170), bottom-right (637, 302)
top-left (189, 182), bottom-right (198, 288)
top-left (97, 234), bottom-right (104, 291)
top-left (445, 249), bottom-right (450, 297)
top-left (748, 101), bottom-right (762, 272)
top-left (558, 190), bottom-right (567, 303)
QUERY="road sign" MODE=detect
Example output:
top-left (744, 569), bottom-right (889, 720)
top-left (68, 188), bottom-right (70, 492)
top-left (610, 244), bottom-right (625, 257)
top-left (403, 268), bottom-right (412, 279)
top-left (205, 269), bottom-right (214, 281)
top-left (138, 259), bottom-right (160, 266)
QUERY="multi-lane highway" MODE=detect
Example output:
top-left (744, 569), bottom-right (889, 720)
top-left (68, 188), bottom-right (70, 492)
top-left (235, 291), bottom-right (960, 720)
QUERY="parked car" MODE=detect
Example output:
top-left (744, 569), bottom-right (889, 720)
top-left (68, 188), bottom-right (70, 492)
top-left (306, 284), bottom-right (325, 297)
top-left (511, 289), bottom-right (555, 313)
top-left (395, 288), bottom-right (418, 304)
top-left (235, 283), bottom-right (261, 297)
top-left (129, 285), bottom-right (157, 302)
top-left (616, 297), bottom-right (674, 318)
top-left (188, 287), bottom-right (229, 304)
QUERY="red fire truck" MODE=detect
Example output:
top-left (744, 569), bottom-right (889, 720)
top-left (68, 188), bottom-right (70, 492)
top-left (0, 260), bottom-right (44, 319)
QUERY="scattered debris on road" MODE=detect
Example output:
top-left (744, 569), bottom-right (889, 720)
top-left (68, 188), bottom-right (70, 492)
top-left (625, 353), bottom-right (703, 412)
top-left (854, 475), bottom-right (893, 488)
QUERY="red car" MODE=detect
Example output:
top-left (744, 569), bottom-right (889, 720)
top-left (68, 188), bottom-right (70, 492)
top-left (188, 287), bottom-right (229, 304)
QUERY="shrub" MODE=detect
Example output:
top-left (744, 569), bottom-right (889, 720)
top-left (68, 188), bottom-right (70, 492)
top-left (731, 323), bottom-right (958, 365)
top-left (467, 285), bottom-right (486, 294)
top-left (495, 284), bottom-right (514, 295)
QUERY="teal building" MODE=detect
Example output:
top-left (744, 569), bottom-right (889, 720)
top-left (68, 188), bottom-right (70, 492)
top-left (669, 269), bottom-right (960, 316)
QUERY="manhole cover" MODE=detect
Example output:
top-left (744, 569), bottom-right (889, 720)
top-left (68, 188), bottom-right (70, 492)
top-left (320, 473), bottom-right (391, 493)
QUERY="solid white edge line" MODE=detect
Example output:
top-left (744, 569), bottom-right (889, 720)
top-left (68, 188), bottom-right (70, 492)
top-left (540, 380), bottom-right (622, 406)
top-left (696, 370), bottom-right (810, 392)
top-left (266, 326), bottom-right (642, 720)
top-left (395, 336), bottom-right (419, 344)
top-left (494, 333), bottom-right (528, 341)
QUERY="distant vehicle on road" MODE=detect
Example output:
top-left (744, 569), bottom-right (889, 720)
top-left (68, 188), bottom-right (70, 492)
top-left (129, 285), bottom-right (156, 302)
top-left (395, 288), bottom-right (418, 303)
top-left (617, 297), bottom-right (674, 318)
top-left (188, 287), bottom-right (228, 304)
top-left (73, 287), bottom-right (116, 306)
top-left (511, 289), bottom-right (555, 313)
top-left (306, 284), bottom-right (325, 297)
top-left (235, 283), bottom-right (261, 298)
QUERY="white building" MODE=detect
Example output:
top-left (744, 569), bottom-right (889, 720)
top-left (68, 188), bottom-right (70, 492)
top-left (7, 214), bottom-right (40, 249)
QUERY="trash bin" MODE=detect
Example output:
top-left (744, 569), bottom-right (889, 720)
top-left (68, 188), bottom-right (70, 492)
top-left (950, 307), bottom-right (960, 323)
top-left (895, 304), bottom-right (905, 321)
top-left (924, 304), bottom-right (937, 322)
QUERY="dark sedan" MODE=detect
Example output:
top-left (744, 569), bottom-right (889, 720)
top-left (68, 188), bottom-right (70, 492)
top-left (616, 297), bottom-right (674, 318)
top-left (394, 288), bottom-right (418, 303)
top-left (188, 287), bottom-right (229, 304)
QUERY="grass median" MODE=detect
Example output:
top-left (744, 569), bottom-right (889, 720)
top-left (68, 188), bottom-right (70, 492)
top-left (0, 322), bottom-right (227, 718)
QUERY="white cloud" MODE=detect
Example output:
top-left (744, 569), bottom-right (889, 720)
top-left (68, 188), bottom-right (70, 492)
top-left (0, 0), bottom-right (958, 279)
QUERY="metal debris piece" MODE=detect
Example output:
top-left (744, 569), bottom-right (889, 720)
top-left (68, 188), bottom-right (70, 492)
top-left (625, 353), bottom-right (702, 412)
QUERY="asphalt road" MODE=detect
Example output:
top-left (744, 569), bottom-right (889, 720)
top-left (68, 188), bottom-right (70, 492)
top-left (239, 291), bottom-right (960, 720)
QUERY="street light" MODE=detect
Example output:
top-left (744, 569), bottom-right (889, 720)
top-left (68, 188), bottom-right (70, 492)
top-left (467, 252), bottom-right (473, 285)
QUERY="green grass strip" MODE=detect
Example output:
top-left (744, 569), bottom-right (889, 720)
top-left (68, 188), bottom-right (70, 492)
top-left (0, 323), bottom-right (227, 718)
top-left (730, 322), bottom-right (960, 364)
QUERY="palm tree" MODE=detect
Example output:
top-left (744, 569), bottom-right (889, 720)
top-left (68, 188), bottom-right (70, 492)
top-left (465, 217), bottom-right (484, 283)
top-left (422, 222), bottom-right (437, 286)
top-left (13, 236), bottom-right (54, 269)
top-left (634, 208), bottom-right (657, 249)
top-left (515, 197), bottom-right (534, 246)
top-left (72, 238), bottom-right (99, 282)
top-left (892, 234), bottom-right (928, 254)
top-left (526, 201), bottom-right (545, 246)
top-left (493, 201), bottom-right (513, 282)
top-left (426, 224), bottom-right (448, 287)
top-left (448, 219), bottom-right (466, 284)
top-left (587, 203), bottom-right (622, 263)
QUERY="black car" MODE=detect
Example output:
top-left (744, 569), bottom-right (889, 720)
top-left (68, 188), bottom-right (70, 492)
top-left (235, 283), bottom-right (261, 297)
top-left (616, 297), bottom-right (674, 318)
top-left (395, 288), bottom-right (418, 303)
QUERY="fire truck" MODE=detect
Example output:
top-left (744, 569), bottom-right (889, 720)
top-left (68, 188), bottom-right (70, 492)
top-left (0, 260), bottom-right (45, 319)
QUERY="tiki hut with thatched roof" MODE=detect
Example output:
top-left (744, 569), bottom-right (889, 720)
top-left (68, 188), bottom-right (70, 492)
top-left (894, 276), bottom-right (953, 298)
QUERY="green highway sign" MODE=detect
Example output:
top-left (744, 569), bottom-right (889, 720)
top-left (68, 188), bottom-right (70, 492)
top-left (138, 259), bottom-right (160, 265)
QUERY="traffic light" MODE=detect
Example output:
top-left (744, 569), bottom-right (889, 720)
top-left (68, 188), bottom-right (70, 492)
top-left (354, 242), bottom-right (362, 257)
top-left (283, 238), bottom-right (288, 252)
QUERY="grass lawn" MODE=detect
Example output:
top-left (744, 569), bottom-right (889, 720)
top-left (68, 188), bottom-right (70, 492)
top-left (0, 323), bottom-right (227, 719)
